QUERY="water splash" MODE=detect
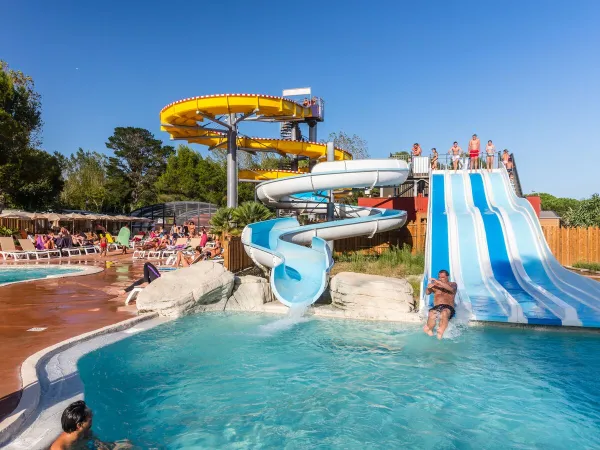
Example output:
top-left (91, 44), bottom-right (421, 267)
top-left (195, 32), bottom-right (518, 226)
top-left (439, 302), bottom-right (470, 339)
top-left (420, 300), bottom-right (471, 340)
top-left (257, 303), bottom-right (310, 335)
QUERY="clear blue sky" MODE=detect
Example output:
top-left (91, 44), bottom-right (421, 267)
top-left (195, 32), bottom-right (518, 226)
top-left (2, 0), bottom-right (599, 198)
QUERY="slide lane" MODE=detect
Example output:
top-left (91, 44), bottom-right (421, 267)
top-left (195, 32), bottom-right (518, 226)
top-left (499, 171), bottom-right (600, 299)
top-left (486, 171), bottom-right (600, 327)
top-left (469, 173), bottom-right (562, 326)
top-left (423, 173), bottom-right (450, 310)
top-left (448, 173), bottom-right (511, 322)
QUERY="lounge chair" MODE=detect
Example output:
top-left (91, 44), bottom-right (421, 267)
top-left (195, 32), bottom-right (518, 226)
top-left (18, 239), bottom-right (61, 259)
top-left (62, 246), bottom-right (83, 257)
top-left (132, 249), bottom-right (147, 260)
top-left (105, 232), bottom-right (120, 251)
top-left (161, 237), bottom-right (189, 259)
top-left (0, 237), bottom-right (30, 261)
top-left (124, 262), bottom-right (161, 305)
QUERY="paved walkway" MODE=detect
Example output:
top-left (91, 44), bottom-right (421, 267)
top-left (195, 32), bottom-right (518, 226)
top-left (0, 252), bottom-right (143, 421)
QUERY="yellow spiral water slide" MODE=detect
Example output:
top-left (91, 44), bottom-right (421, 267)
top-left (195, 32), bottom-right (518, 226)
top-left (160, 94), bottom-right (352, 204)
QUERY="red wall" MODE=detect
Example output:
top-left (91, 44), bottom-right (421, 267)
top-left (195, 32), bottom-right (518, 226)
top-left (358, 196), bottom-right (428, 222)
top-left (526, 196), bottom-right (541, 217)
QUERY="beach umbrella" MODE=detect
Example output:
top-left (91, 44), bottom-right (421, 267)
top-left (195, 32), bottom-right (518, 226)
top-left (63, 212), bottom-right (87, 220)
top-left (0, 211), bottom-right (32, 219)
top-left (41, 213), bottom-right (66, 229)
top-left (63, 213), bottom-right (87, 232)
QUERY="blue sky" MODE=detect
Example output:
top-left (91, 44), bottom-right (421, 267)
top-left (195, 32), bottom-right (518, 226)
top-left (2, 0), bottom-right (599, 198)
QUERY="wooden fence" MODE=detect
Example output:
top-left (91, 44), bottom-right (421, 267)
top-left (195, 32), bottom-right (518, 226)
top-left (223, 234), bottom-right (254, 273)
top-left (542, 226), bottom-right (600, 266)
top-left (334, 219), bottom-right (427, 255)
top-left (222, 221), bottom-right (600, 273)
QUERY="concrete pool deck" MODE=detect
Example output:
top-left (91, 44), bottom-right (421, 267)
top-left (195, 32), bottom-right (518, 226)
top-left (0, 251), bottom-right (143, 423)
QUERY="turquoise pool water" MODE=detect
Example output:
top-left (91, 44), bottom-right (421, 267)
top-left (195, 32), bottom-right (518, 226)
top-left (0, 266), bottom-right (82, 285)
top-left (78, 314), bottom-right (600, 449)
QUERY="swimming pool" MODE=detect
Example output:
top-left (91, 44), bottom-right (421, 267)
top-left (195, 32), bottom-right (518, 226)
top-left (78, 314), bottom-right (600, 449)
top-left (0, 265), bottom-right (85, 285)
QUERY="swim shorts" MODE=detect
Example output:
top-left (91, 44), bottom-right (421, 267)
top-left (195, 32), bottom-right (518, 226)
top-left (452, 155), bottom-right (460, 162)
top-left (469, 150), bottom-right (479, 158)
top-left (429, 304), bottom-right (456, 319)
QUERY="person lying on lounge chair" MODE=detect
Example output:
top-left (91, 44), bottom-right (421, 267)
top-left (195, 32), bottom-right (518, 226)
top-left (202, 238), bottom-right (222, 260)
top-left (174, 246), bottom-right (203, 267)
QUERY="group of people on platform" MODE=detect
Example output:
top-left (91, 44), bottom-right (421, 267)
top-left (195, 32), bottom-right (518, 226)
top-left (410, 134), bottom-right (515, 178)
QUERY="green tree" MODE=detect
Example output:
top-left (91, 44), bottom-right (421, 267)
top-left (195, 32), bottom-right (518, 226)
top-left (2, 148), bottom-right (63, 210)
top-left (0, 61), bottom-right (63, 209)
top-left (232, 202), bottom-right (274, 228)
top-left (105, 127), bottom-right (174, 211)
top-left (562, 193), bottom-right (600, 227)
top-left (538, 193), bottom-right (580, 218)
top-left (60, 149), bottom-right (108, 212)
top-left (0, 60), bottom-right (42, 158)
top-left (155, 145), bottom-right (202, 202)
top-left (325, 131), bottom-right (370, 159)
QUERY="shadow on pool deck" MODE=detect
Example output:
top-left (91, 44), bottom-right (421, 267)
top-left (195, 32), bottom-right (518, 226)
top-left (0, 252), bottom-right (143, 422)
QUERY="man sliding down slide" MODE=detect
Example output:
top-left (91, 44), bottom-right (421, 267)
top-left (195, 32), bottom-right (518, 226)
top-left (423, 269), bottom-right (457, 339)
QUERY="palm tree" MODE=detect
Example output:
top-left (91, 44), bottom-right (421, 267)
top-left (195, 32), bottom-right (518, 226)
top-left (209, 207), bottom-right (235, 236)
top-left (232, 202), bottom-right (274, 228)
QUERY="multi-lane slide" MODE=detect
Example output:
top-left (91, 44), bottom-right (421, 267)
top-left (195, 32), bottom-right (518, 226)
top-left (242, 160), bottom-right (409, 307)
top-left (422, 168), bottom-right (600, 328)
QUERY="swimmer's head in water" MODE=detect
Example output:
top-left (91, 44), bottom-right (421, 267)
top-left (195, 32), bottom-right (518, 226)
top-left (61, 400), bottom-right (92, 434)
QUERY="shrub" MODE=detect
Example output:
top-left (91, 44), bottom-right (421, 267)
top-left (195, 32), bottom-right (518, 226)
top-left (572, 261), bottom-right (600, 272)
top-left (0, 226), bottom-right (15, 237)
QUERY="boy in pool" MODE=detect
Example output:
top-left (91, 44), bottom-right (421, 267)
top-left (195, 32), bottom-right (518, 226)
top-left (50, 401), bottom-right (93, 449)
top-left (423, 269), bottom-right (457, 339)
top-left (51, 400), bottom-right (132, 449)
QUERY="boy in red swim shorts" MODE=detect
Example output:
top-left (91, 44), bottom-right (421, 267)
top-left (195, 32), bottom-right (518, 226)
top-left (468, 134), bottom-right (480, 171)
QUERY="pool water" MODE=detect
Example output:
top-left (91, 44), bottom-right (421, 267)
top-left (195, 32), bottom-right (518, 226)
top-left (78, 314), bottom-right (600, 449)
top-left (0, 266), bottom-right (82, 285)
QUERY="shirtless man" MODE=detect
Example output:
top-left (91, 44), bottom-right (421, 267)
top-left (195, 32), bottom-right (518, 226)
top-left (501, 149), bottom-right (510, 169)
top-left (468, 134), bottom-right (480, 171)
top-left (449, 141), bottom-right (462, 172)
top-left (412, 143), bottom-right (422, 157)
top-left (423, 269), bottom-right (457, 339)
top-left (430, 148), bottom-right (438, 170)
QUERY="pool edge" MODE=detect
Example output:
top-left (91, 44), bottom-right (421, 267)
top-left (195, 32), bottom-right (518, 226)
top-left (0, 265), bottom-right (105, 287)
top-left (0, 312), bottom-right (162, 447)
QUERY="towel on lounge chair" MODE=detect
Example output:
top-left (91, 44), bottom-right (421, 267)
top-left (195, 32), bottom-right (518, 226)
top-left (35, 235), bottom-right (45, 250)
top-left (116, 227), bottom-right (131, 248)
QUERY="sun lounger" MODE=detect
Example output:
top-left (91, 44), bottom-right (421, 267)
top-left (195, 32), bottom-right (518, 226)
top-left (132, 249), bottom-right (147, 259)
top-left (0, 237), bottom-right (30, 261)
top-left (81, 245), bottom-right (99, 255)
top-left (105, 233), bottom-right (121, 251)
top-left (125, 287), bottom-right (143, 305)
top-left (161, 238), bottom-right (189, 259)
top-left (62, 246), bottom-right (82, 257)
top-left (146, 250), bottom-right (163, 259)
top-left (18, 239), bottom-right (61, 259)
